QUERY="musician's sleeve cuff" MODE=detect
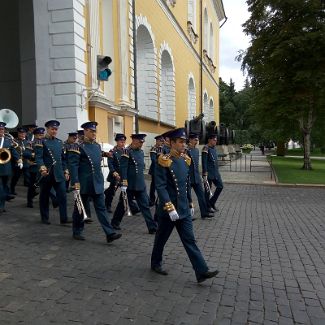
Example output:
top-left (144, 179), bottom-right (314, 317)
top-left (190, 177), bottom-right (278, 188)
top-left (163, 201), bottom-right (175, 212)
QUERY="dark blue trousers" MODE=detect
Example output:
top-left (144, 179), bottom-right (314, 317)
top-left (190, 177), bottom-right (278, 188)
top-left (0, 176), bottom-right (9, 209)
top-left (39, 172), bottom-right (67, 222)
top-left (206, 176), bottom-right (224, 208)
top-left (151, 215), bottom-right (209, 278)
top-left (72, 192), bottom-right (115, 237)
top-left (111, 189), bottom-right (157, 231)
top-left (191, 182), bottom-right (209, 217)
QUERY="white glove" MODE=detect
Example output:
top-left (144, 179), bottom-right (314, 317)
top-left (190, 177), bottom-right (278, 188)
top-left (121, 186), bottom-right (127, 192)
top-left (190, 208), bottom-right (194, 218)
top-left (168, 210), bottom-right (180, 222)
top-left (73, 189), bottom-right (80, 198)
top-left (18, 162), bottom-right (23, 169)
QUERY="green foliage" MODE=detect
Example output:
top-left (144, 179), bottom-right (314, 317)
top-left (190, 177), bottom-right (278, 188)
top-left (240, 0), bottom-right (325, 168)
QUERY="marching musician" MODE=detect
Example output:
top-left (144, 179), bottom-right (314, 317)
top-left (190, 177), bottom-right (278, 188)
top-left (104, 133), bottom-right (127, 213)
top-left (0, 122), bottom-right (21, 213)
top-left (34, 120), bottom-right (71, 225)
top-left (66, 121), bottom-right (122, 243)
top-left (110, 134), bottom-right (157, 234)
top-left (202, 134), bottom-right (224, 212)
top-left (64, 132), bottom-right (78, 192)
top-left (10, 127), bottom-right (30, 195)
top-left (187, 133), bottom-right (214, 219)
top-left (151, 128), bottom-right (219, 283)
top-left (23, 127), bottom-right (45, 208)
top-left (148, 135), bottom-right (164, 206)
top-left (23, 124), bottom-right (38, 142)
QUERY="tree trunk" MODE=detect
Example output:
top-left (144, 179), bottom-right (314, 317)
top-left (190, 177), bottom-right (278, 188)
top-left (302, 131), bottom-right (312, 170)
top-left (298, 103), bottom-right (314, 170)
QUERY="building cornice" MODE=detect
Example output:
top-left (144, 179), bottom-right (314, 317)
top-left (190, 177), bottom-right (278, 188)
top-left (212, 0), bottom-right (226, 23)
top-left (90, 95), bottom-right (136, 116)
top-left (157, 0), bottom-right (219, 89)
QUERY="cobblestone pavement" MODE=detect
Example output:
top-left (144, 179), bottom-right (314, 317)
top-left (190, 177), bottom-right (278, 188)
top-left (1, 183), bottom-right (325, 324)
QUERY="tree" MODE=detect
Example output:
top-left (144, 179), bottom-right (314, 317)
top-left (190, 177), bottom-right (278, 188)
top-left (240, 0), bottom-right (325, 169)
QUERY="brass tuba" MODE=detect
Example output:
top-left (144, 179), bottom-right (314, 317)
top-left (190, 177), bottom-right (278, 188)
top-left (0, 148), bottom-right (11, 164)
top-left (0, 109), bottom-right (19, 164)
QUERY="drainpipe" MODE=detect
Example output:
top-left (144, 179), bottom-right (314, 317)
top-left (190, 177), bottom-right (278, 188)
top-left (132, 0), bottom-right (139, 133)
top-left (200, 0), bottom-right (203, 115)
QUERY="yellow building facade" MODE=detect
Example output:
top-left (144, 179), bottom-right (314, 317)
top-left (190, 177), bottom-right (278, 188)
top-left (85, 0), bottom-right (226, 149)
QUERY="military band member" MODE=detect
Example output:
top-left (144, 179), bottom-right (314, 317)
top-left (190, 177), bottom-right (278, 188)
top-left (148, 135), bottom-right (164, 206)
top-left (24, 124), bottom-right (38, 142)
top-left (0, 122), bottom-right (21, 213)
top-left (64, 132), bottom-right (78, 191)
top-left (202, 134), bottom-right (224, 211)
top-left (151, 128), bottom-right (219, 283)
top-left (34, 120), bottom-right (70, 225)
top-left (24, 127), bottom-right (45, 208)
top-left (10, 127), bottom-right (30, 195)
top-left (104, 133), bottom-right (126, 213)
top-left (67, 121), bottom-right (121, 242)
top-left (111, 134), bottom-right (157, 234)
top-left (187, 133), bottom-right (214, 219)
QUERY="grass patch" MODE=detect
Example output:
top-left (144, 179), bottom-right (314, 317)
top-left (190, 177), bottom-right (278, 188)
top-left (287, 148), bottom-right (325, 157)
top-left (269, 156), bottom-right (325, 184)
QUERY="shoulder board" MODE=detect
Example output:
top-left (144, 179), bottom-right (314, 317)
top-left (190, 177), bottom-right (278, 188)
top-left (202, 145), bottom-right (208, 153)
top-left (33, 139), bottom-right (43, 147)
top-left (66, 143), bottom-right (80, 154)
top-left (158, 154), bottom-right (172, 168)
top-left (121, 148), bottom-right (129, 158)
top-left (183, 153), bottom-right (191, 166)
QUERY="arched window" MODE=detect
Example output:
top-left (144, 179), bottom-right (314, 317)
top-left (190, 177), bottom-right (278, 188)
top-left (136, 25), bottom-right (158, 120)
top-left (203, 8), bottom-right (208, 51)
top-left (188, 77), bottom-right (196, 120)
top-left (188, 0), bottom-right (197, 31)
top-left (209, 97), bottom-right (215, 121)
top-left (209, 22), bottom-right (214, 61)
top-left (160, 50), bottom-right (175, 125)
top-left (203, 91), bottom-right (209, 121)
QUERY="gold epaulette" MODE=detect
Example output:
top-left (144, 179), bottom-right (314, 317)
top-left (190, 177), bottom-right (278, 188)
top-left (183, 153), bottom-right (191, 166)
top-left (202, 145), bottom-right (208, 153)
top-left (158, 154), bottom-right (172, 168)
top-left (66, 143), bottom-right (80, 154)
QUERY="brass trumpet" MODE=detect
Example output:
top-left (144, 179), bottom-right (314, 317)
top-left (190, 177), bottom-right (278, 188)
top-left (121, 190), bottom-right (132, 217)
top-left (74, 190), bottom-right (90, 221)
top-left (203, 177), bottom-right (213, 199)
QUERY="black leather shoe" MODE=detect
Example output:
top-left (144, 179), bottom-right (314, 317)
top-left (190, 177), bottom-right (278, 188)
top-left (106, 233), bottom-right (122, 243)
top-left (209, 203), bottom-right (219, 212)
top-left (208, 208), bottom-right (215, 214)
top-left (151, 266), bottom-right (168, 275)
top-left (52, 201), bottom-right (59, 209)
top-left (6, 194), bottom-right (15, 201)
top-left (131, 209), bottom-right (141, 215)
top-left (84, 218), bottom-right (93, 224)
top-left (202, 214), bottom-right (215, 219)
top-left (41, 220), bottom-right (51, 225)
top-left (60, 219), bottom-right (72, 225)
top-left (73, 234), bottom-right (85, 241)
top-left (27, 203), bottom-right (33, 208)
top-left (112, 224), bottom-right (121, 230)
top-left (148, 228), bottom-right (156, 234)
top-left (197, 269), bottom-right (219, 283)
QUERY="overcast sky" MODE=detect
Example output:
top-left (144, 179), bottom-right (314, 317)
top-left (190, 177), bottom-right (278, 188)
top-left (219, 0), bottom-right (250, 91)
